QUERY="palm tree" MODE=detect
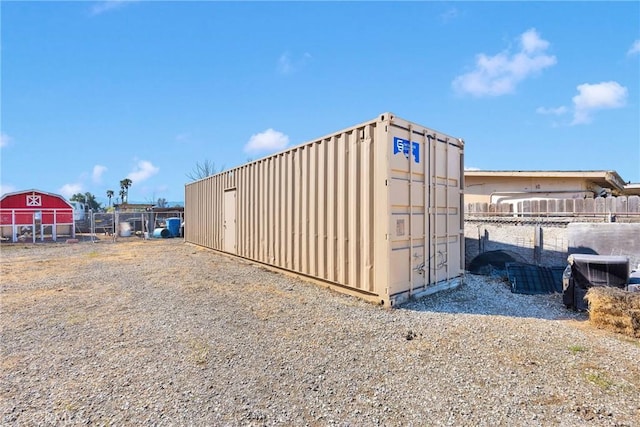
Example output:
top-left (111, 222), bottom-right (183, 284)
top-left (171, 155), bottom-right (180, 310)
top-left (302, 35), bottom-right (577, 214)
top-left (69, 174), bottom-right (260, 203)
top-left (106, 190), bottom-right (114, 207)
top-left (119, 178), bottom-right (133, 204)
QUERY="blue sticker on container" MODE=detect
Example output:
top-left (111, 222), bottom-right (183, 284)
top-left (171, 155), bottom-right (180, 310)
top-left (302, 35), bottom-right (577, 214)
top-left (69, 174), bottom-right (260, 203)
top-left (393, 137), bottom-right (419, 163)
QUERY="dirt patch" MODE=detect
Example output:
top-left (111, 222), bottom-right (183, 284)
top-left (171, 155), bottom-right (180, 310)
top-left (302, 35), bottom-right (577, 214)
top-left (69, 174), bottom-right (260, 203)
top-left (1, 239), bottom-right (639, 426)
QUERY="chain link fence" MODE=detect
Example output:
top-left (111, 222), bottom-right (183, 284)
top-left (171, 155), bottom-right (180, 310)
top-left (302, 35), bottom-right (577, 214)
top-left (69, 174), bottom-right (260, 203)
top-left (88, 210), bottom-right (184, 241)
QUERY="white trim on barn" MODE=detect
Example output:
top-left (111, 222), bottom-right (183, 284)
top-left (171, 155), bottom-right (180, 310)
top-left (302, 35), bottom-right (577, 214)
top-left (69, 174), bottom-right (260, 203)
top-left (1, 189), bottom-right (75, 242)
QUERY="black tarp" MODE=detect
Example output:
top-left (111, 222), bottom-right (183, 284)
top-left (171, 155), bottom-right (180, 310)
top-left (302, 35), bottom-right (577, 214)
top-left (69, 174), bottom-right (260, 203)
top-left (562, 254), bottom-right (629, 311)
top-left (506, 263), bottom-right (565, 295)
top-left (469, 250), bottom-right (527, 275)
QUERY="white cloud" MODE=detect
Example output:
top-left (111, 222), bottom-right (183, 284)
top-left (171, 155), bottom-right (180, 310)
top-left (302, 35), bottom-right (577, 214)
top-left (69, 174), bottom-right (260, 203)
top-left (278, 53), bottom-right (293, 74)
top-left (440, 8), bottom-right (459, 24)
top-left (59, 183), bottom-right (83, 199)
top-left (521, 29), bottom-right (550, 53)
top-left (92, 165), bottom-right (108, 183)
top-left (628, 40), bottom-right (640, 56)
top-left (571, 81), bottom-right (628, 125)
top-left (244, 129), bottom-right (290, 154)
top-left (277, 52), bottom-right (312, 75)
top-left (1, 184), bottom-right (17, 196)
top-left (452, 28), bottom-right (556, 97)
top-left (126, 160), bottom-right (160, 183)
top-left (90, 0), bottom-right (135, 16)
top-left (535, 106), bottom-right (568, 116)
top-left (0, 133), bottom-right (12, 148)
top-left (175, 133), bottom-right (191, 143)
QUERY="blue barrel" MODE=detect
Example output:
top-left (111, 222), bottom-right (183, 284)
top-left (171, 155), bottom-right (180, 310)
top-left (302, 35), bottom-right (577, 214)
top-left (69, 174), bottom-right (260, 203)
top-left (166, 218), bottom-right (181, 237)
top-left (153, 227), bottom-right (170, 238)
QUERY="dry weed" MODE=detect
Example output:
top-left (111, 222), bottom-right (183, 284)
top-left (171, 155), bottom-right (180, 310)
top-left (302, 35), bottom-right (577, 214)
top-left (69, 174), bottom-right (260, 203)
top-left (586, 287), bottom-right (640, 338)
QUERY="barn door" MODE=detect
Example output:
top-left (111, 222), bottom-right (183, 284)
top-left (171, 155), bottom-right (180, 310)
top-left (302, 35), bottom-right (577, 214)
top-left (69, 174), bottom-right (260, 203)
top-left (223, 190), bottom-right (236, 253)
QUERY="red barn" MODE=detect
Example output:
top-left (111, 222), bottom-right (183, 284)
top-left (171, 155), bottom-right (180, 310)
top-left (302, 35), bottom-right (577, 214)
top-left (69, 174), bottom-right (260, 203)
top-left (0, 189), bottom-right (75, 242)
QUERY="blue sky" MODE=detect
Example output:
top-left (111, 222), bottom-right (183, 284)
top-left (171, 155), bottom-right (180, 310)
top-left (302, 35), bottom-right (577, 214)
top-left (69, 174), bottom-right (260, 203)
top-left (2, 1), bottom-right (639, 206)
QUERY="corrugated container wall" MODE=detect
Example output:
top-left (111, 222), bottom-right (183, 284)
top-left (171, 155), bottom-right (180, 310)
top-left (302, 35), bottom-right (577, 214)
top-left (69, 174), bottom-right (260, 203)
top-left (185, 113), bottom-right (464, 306)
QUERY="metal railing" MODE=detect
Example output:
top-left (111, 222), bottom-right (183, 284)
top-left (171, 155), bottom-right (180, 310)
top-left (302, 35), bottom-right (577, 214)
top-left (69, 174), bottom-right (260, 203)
top-left (88, 210), bottom-right (184, 241)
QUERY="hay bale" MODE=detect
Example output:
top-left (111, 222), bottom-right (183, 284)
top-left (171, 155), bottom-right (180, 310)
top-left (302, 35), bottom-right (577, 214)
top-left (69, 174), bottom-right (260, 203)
top-left (585, 286), bottom-right (640, 337)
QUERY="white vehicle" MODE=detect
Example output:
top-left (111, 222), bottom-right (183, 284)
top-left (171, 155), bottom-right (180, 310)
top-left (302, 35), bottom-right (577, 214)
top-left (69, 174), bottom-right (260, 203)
top-left (70, 201), bottom-right (88, 221)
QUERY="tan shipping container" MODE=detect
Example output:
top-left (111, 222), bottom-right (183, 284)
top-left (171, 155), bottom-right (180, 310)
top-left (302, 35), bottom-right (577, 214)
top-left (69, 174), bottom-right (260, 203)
top-left (185, 113), bottom-right (464, 306)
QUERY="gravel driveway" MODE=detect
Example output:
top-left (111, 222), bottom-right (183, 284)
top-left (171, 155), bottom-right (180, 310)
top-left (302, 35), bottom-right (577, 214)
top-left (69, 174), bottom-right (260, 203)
top-left (1, 238), bottom-right (639, 426)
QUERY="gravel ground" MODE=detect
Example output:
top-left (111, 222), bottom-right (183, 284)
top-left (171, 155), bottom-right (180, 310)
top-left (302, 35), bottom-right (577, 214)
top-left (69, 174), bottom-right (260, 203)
top-left (1, 238), bottom-right (639, 426)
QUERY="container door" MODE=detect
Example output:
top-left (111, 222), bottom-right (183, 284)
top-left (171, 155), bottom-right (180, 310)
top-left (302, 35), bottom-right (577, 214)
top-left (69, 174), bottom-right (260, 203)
top-left (223, 190), bottom-right (236, 253)
top-left (428, 136), bottom-right (463, 284)
top-left (387, 133), bottom-right (427, 296)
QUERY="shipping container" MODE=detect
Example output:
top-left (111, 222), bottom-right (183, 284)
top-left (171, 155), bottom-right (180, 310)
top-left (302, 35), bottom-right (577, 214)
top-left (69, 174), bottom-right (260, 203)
top-left (185, 113), bottom-right (465, 306)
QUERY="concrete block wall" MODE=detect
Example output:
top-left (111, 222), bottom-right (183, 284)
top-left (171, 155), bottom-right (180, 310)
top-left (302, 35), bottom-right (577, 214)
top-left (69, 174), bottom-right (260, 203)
top-left (465, 221), bottom-right (640, 270)
top-left (464, 223), bottom-right (568, 268)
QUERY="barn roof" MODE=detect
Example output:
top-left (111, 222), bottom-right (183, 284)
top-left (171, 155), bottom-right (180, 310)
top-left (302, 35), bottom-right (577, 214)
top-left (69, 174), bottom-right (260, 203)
top-left (2, 188), bottom-right (66, 199)
top-left (0, 189), bottom-right (73, 208)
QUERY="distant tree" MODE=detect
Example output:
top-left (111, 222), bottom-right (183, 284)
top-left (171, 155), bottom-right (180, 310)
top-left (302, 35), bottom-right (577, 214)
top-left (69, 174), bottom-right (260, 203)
top-left (71, 192), bottom-right (101, 211)
top-left (85, 192), bottom-right (102, 211)
top-left (70, 193), bottom-right (87, 205)
top-left (118, 189), bottom-right (126, 205)
top-left (119, 178), bottom-right (133, 203)
top-left (156, 197), bottom-right (168, 208)
top-left (186, 159), bottom-right (223, 181)
top-left (106, 190), bottom-right (114, 207)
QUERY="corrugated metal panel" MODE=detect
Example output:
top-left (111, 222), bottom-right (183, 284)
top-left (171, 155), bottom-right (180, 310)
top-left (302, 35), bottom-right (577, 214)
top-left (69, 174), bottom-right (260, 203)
top-left (185, 113), bottom-right (464, 306)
